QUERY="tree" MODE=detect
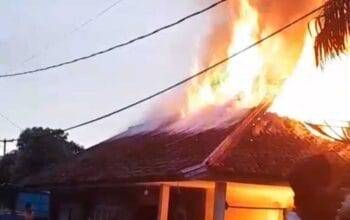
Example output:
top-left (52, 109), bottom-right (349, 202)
top-left (0, 151), bottom-right (17, 183)
top-left (314, 0), bottom-right (350, 66)
top-left (11, 127), bottom-right (83, 181)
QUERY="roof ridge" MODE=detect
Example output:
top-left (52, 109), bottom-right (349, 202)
top-left (179, 99), bottom-right (272, 178)
top-left (203, 98), bottom-right (273, 167)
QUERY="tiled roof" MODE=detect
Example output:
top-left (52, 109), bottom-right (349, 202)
top-left (23, 125), bottom-right (234, 186)
top-left (22, 110), bottom-right (350, 187)
top-left (211, 113), bottom-right (349, 181)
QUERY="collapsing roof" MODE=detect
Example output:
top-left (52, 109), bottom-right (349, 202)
top-left (22, 104), bottom-right (350, 187)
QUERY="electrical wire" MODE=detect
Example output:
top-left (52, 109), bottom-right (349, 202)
top-left (4, 0), bottom-right (124, 75)
top-left (63, 4), bottom-right (326, 131)
top-left (0, 0), bottom-right (228, 78)
top-left (0, 112), bottom-right (22, 131)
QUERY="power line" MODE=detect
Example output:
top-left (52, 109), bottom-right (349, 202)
top-left (0, 139), bottom-right (17, 156)
top-left (0, 0), bottom-right (228, 78)
top-left (68, 0), bottom-right (124, 35)
top-left (0, 112), bottom-right (22, 131)
top-left (5, 0), bottom-right (124, 75)
top-left (0, 113), bottom-right (21, 155)
top-left (63, 4), bottom-right (325, 132)
top-left (0, 4), bottom-right (328, 145)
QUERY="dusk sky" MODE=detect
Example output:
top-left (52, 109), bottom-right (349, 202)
top-left (0, 0), bottom-right (219, 152)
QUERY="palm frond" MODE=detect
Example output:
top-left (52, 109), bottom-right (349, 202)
top-left (314, 0), bottom-right (350, 66)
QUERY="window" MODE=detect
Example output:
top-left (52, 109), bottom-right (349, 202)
top-left (168, 188), bottom-right (206, 220)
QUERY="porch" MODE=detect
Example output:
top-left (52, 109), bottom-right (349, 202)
top-left (52, 180), bottom-right (294, 220)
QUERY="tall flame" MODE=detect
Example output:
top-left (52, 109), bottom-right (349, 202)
top-left (183, 0), bottom-right (263, 117)
top-left (166, 0), bottom-right (350, 140)
top-left (178, 1), bottom-right (316, 122)
top-left (270, 34), bottom-right (350, 140)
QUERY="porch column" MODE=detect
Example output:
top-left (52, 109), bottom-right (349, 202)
top-left (158, 184), bottom-right (170, 220)
top-left (213, 182), bottom-right (227, 220)
top-left (205, 188), bottom-right (215, 220)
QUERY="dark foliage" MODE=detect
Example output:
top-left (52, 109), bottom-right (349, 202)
top-left (0, 151), bottom-right (17, 183)
top-left (314, 0), bottom-right (350, 66)
top-left (0, 127), bottom-right (83, 183)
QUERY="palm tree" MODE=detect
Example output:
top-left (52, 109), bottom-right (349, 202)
top-left (314, 0), bottom-right (350, 66)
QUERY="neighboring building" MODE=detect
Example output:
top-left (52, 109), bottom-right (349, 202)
top-left (0, 184), bottom-right (49, 220)
top-left (22, 104), bottom-right (350, 220)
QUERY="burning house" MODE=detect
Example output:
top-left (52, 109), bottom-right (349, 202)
top-left (21, 0), bottom-right (350, 219)
top-left (22, 103), bottom-right (350, 220)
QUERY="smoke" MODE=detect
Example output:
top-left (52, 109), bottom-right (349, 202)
top-left (118, 98), bottom-right (248, 136)
top-left (249, 0), bottom-right (322, 93)
top-left (193, 0), bottom-right (318, 98)
top-left (121, 0), bottom-right (323, 136)
top-left (166, 101), bottom-right (249, 133)
top-left (197, 0), bottom-right (239, 71)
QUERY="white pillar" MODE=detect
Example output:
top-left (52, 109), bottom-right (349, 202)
top-left (213, 182), bottom-right (227, 220)
top-left (158, 184), bottom-right (170, 220)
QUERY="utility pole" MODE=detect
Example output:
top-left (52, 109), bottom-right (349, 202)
top-left (0, 138), bottom-right (16, 156)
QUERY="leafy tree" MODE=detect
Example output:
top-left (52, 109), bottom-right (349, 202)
top-left (0, 151), bottom-right (17, 183)
top-left (314, 0), bottom-right (350, 66)
top-left (10, 127), bottom-right (83, 181)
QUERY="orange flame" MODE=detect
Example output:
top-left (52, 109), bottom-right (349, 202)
top-left (177, 0), bottom-right (350, 140)
top-left (182, 0), bottom-right (316, 116)
top-left (270, 35), bottom-right (350, 140)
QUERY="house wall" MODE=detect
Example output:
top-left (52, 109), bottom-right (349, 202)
top-left (50, 181), bottom-right (294, 220)
top-left (224, 182), bottom-right (294, 220)
top-left (145, 181), bottom-right (294, 220)
top-left (51, 186), bottom-right (160, 220)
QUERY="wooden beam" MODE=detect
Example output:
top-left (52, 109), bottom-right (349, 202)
top-left (213, 182), bottom-right (227, 220)
top-left (158, 184), bottom-right (170, 220)
top-left (204, 99), bottom-right (273, 166)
